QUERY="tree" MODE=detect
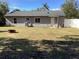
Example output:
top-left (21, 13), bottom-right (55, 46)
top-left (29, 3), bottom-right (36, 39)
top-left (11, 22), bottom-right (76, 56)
top-left (77, 10), bottom-right (79, 18)
top-left (12, 9), bottom-right (20, 12)
top-left (62, 0), bottom-right (78, 19)
top-left (36, 3), bottom-right (49, 11)
top-left (43, 3), bottom-right (49, 10)
top-left (0, 2), bottom-right (9, 15)
top-left (0, 1), bottom-right (9, 26)
top-left (10, 9), bottom-right (20, 13)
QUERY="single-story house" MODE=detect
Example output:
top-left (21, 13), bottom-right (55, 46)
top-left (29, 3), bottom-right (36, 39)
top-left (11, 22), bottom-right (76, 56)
top-left (5, 8), bottom-right (65, 27)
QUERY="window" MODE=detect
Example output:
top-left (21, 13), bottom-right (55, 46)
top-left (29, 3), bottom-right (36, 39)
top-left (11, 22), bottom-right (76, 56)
top-left (26, 18), bottom-right (29, 21)
top-left (54, 17), bottom-right (57, 24)
top-left (14, 18), bottom-right (17, 23)
top-left (35, 18), bottom-right (40, 23)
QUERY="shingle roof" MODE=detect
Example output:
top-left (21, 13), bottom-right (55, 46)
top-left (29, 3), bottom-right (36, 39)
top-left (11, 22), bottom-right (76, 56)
top-left (49, 10), bottom-right (65, 17)
top-left (5, 10), bottom-right (65, 17)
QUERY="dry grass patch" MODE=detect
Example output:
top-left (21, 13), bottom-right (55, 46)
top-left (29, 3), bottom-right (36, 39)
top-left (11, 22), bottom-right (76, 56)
top-left (0, 27), bottom-right (79, 40)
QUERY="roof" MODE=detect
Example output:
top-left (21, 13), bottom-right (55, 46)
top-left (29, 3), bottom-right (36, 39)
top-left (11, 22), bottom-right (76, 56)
top-left (5, 10), bottom-right (65, 17)
top-left (49, 10), bottom-right (65, 17)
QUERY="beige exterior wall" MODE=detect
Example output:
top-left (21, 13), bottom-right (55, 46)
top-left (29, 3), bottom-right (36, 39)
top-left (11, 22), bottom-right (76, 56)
top-left (50, 17), bottom-right (64, 27)
top-left (6, 17), bottom-right (26, 23)
top-left (6, 16), bottom-right (64, 27)
top-left (6, 16), bottom-right (51, 27)
top-left (51, 17), bottom-right (58, 27)
top-left (33, 17), bottom-right (51, 27)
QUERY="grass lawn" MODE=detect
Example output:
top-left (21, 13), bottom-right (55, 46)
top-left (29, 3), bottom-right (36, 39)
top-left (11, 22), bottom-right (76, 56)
top-left (0, 27), bottom-right (79, 40)
top-left (0, 27), bottom-right (79, 59)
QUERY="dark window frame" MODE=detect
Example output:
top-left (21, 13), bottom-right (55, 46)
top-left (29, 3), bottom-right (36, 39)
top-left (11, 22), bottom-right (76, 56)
top-left (26, 18), bottom-right (29, 21)
top-left (14, 18), bottom-right (17, 24)
top-left (35, 18), bottom-right (40, 23)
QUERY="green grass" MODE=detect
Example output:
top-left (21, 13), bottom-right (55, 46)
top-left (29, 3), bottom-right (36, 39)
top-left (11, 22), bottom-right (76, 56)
top-left (0, 27), bottom-right (79, 40)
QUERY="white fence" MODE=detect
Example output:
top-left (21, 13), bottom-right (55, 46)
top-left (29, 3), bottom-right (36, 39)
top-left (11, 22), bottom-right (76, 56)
top-left (64, 19), bottom-right (79, 28)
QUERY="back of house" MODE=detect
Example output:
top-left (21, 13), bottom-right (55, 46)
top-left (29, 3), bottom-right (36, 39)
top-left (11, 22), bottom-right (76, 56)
top-left (5, 7), bottom-right (65, 27)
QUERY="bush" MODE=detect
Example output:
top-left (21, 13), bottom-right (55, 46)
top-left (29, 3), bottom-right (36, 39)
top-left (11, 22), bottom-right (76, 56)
top-left (0, 17), bottom-right (6, 26)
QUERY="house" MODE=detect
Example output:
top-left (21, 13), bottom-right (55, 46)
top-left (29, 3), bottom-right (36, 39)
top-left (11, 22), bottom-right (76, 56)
top-left (5, 7), bottom-right (65, 27)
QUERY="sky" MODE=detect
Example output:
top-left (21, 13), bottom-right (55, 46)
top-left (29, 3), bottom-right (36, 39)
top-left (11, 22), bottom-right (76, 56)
top-left (2, 0), bottom-right (65, 11)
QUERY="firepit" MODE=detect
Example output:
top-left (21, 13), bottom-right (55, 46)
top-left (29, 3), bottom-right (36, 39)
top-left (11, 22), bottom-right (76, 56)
top-left (8, 29), bottom-right (17, 33)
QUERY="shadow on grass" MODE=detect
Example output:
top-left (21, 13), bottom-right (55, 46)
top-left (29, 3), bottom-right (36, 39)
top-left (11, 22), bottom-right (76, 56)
top-left (41, 40), bottom-right (79, 59)
top-left (0, 31), bottom-right (8, 33)
top-left (58, 35), bottom-right (79, 41)
top-left (0, 38), bottom-right (79, 59)
top-left (0, 25), bottom-right (14, 27)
